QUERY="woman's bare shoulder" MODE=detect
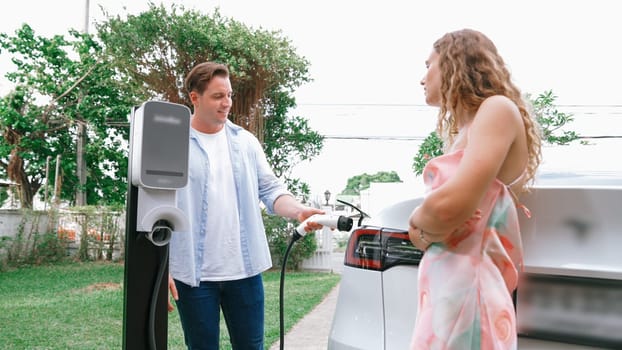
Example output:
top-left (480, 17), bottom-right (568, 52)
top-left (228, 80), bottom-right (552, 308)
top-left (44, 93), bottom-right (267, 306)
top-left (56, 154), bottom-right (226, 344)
top-left (480, 95), bottom-right (519, 114)
top-left (472, 95), bottom-right (522, 129)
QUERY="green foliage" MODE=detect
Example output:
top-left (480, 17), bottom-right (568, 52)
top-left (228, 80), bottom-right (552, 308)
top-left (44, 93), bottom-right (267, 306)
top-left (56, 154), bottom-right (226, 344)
top-left (30, 232), bottom-right (66, 265)
top-left (412, 132), bottom-right (444, 176)
top-left (529, 90), bottom-right (583, 145)
top-left (0, 24), bottom-right (137, 207)
top-left (61, 205), bottom-right (125, 262)
top-left (411, 90), bottom-right (582, 175)
top-left (96, 4), bottom-right (311, 117)
top-left (341, 171), bottom-right (402, 195)
top-left (0, 210), bottom-right (67, 269)
top-left (0, 187), bottom-right (9, 207)
top-left (263, 90), bottom-right (323, 198)
top-left (264, 210), bottom-right (317, 270)
top-left (0, 236), bottom-right (9, 271)
top-left (0, 207), bottom-right (124, 268)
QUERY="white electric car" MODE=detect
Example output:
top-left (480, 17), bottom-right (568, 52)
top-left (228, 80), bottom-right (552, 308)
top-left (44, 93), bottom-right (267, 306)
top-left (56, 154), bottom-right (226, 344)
top-left (328, 172), bottom-right (622, 350)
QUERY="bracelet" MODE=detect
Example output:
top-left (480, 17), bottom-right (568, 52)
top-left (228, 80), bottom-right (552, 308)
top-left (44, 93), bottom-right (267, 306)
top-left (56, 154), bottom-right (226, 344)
top-left (419, 229), bottom-right (431, 245)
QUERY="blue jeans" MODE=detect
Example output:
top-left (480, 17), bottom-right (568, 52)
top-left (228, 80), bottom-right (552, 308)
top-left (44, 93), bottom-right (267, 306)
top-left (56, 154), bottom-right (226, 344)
top-left (174, 274), bottom-right (265, 350)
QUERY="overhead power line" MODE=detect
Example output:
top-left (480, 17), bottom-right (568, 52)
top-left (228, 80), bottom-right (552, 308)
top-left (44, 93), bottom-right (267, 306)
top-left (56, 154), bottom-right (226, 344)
top-left (298, 103), bottom-right (622, 108)
top-left (322, 135), bottom-right (622, 140)
top-left (323, 135), bottom-right (428, 141)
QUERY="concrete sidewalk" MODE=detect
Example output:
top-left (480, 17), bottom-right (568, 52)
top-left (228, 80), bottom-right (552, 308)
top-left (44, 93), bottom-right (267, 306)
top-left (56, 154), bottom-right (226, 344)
top-left (269, 252), bottom-right (344, 350)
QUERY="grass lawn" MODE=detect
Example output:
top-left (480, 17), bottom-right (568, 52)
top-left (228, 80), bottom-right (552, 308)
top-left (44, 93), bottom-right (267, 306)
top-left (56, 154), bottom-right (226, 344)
top-left (0, 261), bottom-right (340, 349)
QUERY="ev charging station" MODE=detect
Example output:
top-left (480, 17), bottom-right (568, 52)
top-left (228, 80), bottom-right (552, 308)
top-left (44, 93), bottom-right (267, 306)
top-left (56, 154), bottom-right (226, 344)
top-left (123, 101), bottom-right (190, 350)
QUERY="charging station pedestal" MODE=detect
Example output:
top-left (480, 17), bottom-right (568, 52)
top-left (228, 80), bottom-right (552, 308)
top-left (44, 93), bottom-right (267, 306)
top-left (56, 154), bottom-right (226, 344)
top-left (123, 184), bottom-right (168, 349)
top-left (123, 101), bottom-right (190, 350)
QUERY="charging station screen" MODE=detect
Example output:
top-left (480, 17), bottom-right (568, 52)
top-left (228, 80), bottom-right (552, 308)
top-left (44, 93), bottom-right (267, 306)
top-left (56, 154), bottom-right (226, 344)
top-left (140, 102), bottom-right (190, 189)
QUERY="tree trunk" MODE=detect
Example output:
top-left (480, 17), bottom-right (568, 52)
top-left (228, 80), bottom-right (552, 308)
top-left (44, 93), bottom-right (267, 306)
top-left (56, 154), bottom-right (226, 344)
top-left (7, 150), bottom-right (39, 209)
top-left (16, 167), bottom-right (36, 209)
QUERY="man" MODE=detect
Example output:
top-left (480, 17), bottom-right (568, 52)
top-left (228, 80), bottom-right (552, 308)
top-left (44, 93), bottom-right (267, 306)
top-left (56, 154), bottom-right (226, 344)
top-left (167, 62), bottom-right (324, 349)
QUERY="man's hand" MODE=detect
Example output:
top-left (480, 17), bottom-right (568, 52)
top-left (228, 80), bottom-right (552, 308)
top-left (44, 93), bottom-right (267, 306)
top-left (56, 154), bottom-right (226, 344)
top-left (297, 207), bottom-right (325, 232)
top-left (168, 274), bottom-right (178, 312)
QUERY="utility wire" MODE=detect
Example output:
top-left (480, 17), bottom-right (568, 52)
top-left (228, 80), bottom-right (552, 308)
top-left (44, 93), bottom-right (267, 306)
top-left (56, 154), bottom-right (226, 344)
top-left (321, 135), bottom-right (622, 140)
top-left (298, 103), bottom-right (622, 108)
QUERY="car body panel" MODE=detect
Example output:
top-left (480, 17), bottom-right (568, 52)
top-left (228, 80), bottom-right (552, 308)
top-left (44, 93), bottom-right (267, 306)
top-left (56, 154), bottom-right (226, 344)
top-left (366, 197), bottom-right (422, 231)
top-left (328, 266), bottom-right (384, 350)
top-left (382, 265), bottom-right (419, 349)
top-left (519, 187), bottom-right (622, 277)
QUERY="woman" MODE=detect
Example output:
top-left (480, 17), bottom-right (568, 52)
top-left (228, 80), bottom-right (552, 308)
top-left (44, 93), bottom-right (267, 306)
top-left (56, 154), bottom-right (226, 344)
top-left (408, 29), bottom-right (542, 349)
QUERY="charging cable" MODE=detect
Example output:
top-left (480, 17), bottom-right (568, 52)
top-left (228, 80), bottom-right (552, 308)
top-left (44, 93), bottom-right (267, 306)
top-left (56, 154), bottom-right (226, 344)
top-left (149, 246), bottom-right (168, 350)
top-left (147, 220), bottom-right (174, 350)
top-left (279, 215), bottom-right (353, 350)
top-left (279, 234), bottom-right (299, 350)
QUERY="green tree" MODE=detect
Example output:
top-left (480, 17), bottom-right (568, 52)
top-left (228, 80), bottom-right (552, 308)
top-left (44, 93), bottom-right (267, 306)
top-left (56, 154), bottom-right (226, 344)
top-left (0, 186), bottom-right (9, 206)
top-left (263, 90), bottom-right (323, 197)
top-left (341, 171), bottom-right (402, 195)
top-left (529, 90), bottom-right (583, 145)
top-left (0, 25), bottom-right (136, 208)
top-left (96, 3), bottom-right (322, 198)
top-left (412, 132), bottom-right (444, 176)
top-left (412, 90), bottom-right (582, 175)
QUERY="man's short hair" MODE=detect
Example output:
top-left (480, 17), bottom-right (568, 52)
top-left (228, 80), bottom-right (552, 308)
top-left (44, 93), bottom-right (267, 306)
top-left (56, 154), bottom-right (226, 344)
top-left (185, 62), bottom-right (229, 95)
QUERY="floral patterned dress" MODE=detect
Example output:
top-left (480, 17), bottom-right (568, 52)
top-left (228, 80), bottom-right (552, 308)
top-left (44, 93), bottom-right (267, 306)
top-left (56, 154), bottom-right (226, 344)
top-left (410, 149), bottom-right (528, 350)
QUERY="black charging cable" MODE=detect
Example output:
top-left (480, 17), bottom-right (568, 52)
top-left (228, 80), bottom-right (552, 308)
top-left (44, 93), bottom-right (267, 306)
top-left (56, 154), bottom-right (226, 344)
top-left (147, 220), bottom-right (173, 350)
top-left (148, 245), bottom-right (168, 350)
top-left (279, 230), bottom-right (303, 350)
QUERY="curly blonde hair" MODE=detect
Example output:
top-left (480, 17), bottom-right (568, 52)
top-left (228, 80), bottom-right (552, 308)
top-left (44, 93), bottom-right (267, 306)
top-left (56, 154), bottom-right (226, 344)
top-left (433, 29), bottom-right (542, 193)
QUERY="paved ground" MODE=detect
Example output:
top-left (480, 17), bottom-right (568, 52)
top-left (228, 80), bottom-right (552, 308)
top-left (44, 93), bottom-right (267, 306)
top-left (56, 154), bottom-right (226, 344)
top-left (269, 251), bottom-right (344, 350)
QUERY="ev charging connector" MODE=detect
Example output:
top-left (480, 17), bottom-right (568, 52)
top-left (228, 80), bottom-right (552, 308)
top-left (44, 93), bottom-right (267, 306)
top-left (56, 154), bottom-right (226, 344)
top-left (123, 101), bottom-right (191, 350)
top-left (293, 214), bottom-right (353, 241)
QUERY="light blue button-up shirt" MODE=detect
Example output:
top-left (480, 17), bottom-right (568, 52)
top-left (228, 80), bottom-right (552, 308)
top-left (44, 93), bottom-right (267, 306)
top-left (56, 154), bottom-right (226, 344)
top-left (170, 120), bottom-right (291, 287)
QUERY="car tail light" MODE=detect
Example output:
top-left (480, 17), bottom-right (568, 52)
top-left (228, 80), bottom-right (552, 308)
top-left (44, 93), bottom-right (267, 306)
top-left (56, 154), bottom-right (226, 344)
top-left (345, 226), bottom-right (423, 271)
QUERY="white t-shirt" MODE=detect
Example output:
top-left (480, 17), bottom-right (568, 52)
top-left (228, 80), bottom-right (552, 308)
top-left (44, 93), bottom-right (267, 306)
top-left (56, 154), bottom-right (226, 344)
top-left (195, 128), bottom-right (244, 281)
